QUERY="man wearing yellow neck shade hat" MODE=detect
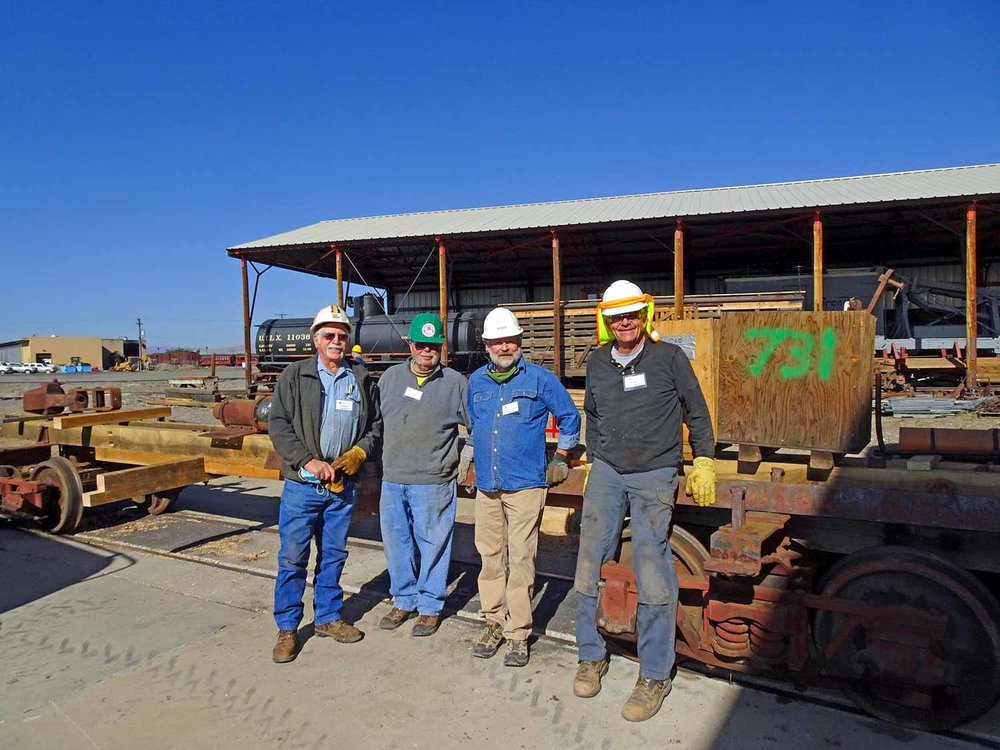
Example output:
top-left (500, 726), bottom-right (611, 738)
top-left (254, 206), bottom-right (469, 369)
top-left (573, 280), bottom-right (716, 722)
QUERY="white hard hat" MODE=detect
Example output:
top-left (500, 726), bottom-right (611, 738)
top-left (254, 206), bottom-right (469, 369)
top-left (310, 304), bottom-right (353, 334)
top-left (600, 280), bottom-right (646, 315)
top-left (482, 307), bottom-right (523, 340)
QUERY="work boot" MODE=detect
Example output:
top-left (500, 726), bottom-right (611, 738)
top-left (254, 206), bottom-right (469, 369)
top-left (272, 630), bottom-right (299, 663)
top-left (621, 676), bottom-right (672, 722)
top-left (379, 607), bottom-right (415, 631)
top-left (472, 621), bottom-right (504, 659)
top-left (503, 638), bottom-right (529, 667)
top-left (573, 657), bottom-right (610, 697)
top-left (411, 614), bottom-right (441, 637)
top-left (314, 619), bottom-right (364, 643)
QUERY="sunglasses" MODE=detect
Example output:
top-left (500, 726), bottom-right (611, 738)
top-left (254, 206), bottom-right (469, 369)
top-left (607, 311), bottom-right (642, 324)
top-left (317, 332), bottom-right (350, 342)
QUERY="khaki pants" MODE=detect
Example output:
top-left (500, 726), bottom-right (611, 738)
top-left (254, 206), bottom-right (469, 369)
top-left (474, 487), bottom-right (547, 641)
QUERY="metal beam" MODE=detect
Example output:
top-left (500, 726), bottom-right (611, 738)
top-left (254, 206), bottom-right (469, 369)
top-left (551, 229), bottom-right (563, 378)
top-left (812, 210), bottom-right (824, 311)
top-left (437, 236), bottom-right (448, 365)
top-left (674, 219), bottom-right (685, 319)
top-left (335, 246), bottom-right (344, 309)
top-left (240, 257), bottom-right (252, 390)
top-left (967, 205), bottom-right (978, 388)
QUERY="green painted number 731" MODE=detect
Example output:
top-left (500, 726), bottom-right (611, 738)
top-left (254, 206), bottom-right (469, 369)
top-left (744, 327), bottom-right (836, 380)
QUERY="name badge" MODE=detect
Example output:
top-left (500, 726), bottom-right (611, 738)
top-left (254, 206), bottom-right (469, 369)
top-left (404, 387), bottom-right (423, 401)
top-left (501, 401), bottom-right (520, 416)
top-left (335, 399), bottom-right (354, 411)
top-left (623, 373), bottom-right (647, 391)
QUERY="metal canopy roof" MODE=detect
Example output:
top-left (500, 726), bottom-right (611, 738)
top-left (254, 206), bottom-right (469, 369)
top-left (227, 164), bottom-right (1000, 294)
top-left (231, 164), bottom-right (1000, 250)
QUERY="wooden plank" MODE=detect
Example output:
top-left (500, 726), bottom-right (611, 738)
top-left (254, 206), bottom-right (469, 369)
top-left (0, 421), bottom-right (277, 480)
top-left (82, 457), bottom-right (208, 507)
top-left (52, 407), bottom-right (171, 430)
top-left (540, 505), bottom-right (578, 536)
top-left (717, 311), bottom-right (875, 453)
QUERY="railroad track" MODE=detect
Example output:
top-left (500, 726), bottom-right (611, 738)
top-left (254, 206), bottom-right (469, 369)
top-left (16, 505), bottom-right (998, 749)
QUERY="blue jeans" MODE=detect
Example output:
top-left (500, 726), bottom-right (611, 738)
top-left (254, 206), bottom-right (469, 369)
top-left (380, 480), bottom-right (457, 616)
top-left (574, 458), bottom-right (679, 680)
top-left (273, 478), bottom-right (355, 631)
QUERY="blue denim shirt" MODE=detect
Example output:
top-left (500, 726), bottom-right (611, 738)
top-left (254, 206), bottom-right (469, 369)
top-left (317, 358), bottom-right (360, 460)
top-left (467, 360), bottom-right (581, 492)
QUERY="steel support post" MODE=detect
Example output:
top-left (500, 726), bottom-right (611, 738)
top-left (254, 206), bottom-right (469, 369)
top-left (812, 210), bottom-right (824, 311)
top-left (551, 229), bottom-right (563, 378)
top-left (240, 257), bottom-right (252, 390)
top-left (674, 219), bottom-right (685, 319)
top-left (966, 205), bottom-right (978, 388)
top-left (335, 246), bottom-right (344, 309)
top-left (437, 236), bottom-right (448, 365)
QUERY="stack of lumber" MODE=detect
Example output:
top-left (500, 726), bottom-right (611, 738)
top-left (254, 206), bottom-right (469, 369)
top-left (882, 396), bottom-right (992, 417)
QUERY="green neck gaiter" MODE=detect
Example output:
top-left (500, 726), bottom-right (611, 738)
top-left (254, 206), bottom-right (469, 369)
top-left (487, 366), bottom-right (518, 384)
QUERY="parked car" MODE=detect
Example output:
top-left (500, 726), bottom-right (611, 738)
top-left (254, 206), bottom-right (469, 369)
top-left (36, 363), bottom-right (57, 374)
top-left (0, 362), bottom-right (12, 374)
top-left (6, 363), bottom-right (30, 374)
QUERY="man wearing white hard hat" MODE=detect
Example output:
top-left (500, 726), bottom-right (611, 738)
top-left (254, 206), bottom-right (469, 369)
top-left (267, 304), bottom-right (382, 663)
top-left (467, 307), bottom-right (580, 667)
top-left (572, 280), bottom-right (716, 722)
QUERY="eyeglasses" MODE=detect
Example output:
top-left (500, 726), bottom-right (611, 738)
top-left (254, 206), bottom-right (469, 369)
top-left (607, 311), bottom-right (642, 324)
top-left (411, 342), bottom-right (441, 351)
top-left (317, 332), bottom-right (350, 342)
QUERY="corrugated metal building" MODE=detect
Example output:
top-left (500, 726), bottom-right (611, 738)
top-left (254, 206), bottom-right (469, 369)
top-left (229, 164), bottom-right (999, 305)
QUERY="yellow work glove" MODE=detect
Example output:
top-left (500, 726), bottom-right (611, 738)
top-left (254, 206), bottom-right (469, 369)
top-left (323, 474), bottom-right (345, 494)
top-left (685, 456), bottom-right (717, 507)
top-left (330, 445), bottom-right (367, 476)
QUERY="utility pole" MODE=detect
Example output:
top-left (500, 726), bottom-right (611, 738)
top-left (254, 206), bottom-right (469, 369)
top-left (136, 318), bottom-right (143, 371)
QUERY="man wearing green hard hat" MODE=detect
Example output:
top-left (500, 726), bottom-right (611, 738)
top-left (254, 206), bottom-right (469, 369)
top-left (376, 312), bottom-right (470, 637)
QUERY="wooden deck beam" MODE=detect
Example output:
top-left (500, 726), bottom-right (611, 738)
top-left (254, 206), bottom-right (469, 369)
top-left (52, 407), bottom-right (171, 429)
top-left (83, 457), bottom-right (209, 507)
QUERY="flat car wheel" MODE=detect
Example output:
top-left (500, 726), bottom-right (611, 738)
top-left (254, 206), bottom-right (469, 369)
top-left (31, 457), bottom-right (84, 534)
top-left (813, 545), bottom-right (1000, 731)
top-left (604, 524), bottom-right (710, 654)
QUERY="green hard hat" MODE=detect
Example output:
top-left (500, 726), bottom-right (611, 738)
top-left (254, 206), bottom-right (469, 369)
top-left (408, 313), bottom-right (446, 344)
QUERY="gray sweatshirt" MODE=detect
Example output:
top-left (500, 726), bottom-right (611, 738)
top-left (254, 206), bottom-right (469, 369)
top-left (379, 359), bottom-right (469, 484)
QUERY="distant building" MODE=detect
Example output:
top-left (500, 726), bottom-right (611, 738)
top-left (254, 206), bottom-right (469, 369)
top-left (0, 337), bottom-right (144, 369)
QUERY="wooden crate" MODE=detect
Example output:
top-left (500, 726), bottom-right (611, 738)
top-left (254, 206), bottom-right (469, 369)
top-left (654, 318), bottom-right (720, 437)
top-left (716, 311), bottom-right (875, 453)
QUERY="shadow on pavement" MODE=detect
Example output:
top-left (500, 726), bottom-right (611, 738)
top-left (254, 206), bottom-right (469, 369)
top-left (0, 525), bottom-right (130, 614)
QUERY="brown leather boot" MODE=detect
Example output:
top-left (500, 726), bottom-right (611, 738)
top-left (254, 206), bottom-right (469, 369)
top-left (379, 607), bottom-right (415, 631)
top-left (272, 630), bottom-right (299, 663)
top-left (621, 676), bottom-right (672, 722)
top-left (314, 619), bottom-right (364, 643)
top-left (411, 614), bottom-right (441, 637)
top-left (573, 657), bottom-right (610, 697)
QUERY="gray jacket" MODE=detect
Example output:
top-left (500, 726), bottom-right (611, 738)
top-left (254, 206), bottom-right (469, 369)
top-left (268, 357), bottom-right (382, 482)
top-left (379, 359), bottom-right (468, 484)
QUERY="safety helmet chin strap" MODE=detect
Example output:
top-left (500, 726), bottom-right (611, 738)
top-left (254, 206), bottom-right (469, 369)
top-left (595, 294), bottom-right (660, 345)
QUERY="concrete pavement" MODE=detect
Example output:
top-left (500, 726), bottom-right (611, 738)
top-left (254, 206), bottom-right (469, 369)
top-left (1, 524), bottom-right (984, 750)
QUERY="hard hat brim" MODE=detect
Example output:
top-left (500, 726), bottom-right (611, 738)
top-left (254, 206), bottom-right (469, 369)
top-left (310, 320), bottom-right (353, 334)
top-left (600, 301), bottom-right (647, 315)
top-left (407, 333), bottom-right (446, 344)
top-left (482, 327), bottom-right (523, 341)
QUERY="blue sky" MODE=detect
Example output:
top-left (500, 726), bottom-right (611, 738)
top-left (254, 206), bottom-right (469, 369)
top-left (1, 1), bottom-right (997, 349)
